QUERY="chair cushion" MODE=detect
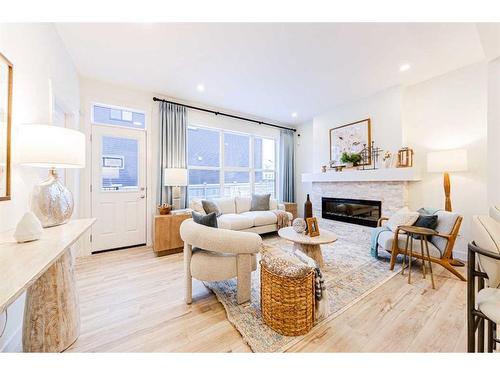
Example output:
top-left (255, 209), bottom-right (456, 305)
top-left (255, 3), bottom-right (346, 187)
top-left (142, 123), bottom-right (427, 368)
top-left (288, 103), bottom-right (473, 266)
top-left (377, 231), bottom-right (442, 258)
top-left (192, 211), bottom-right (218, 228)
top-left (477, 287), bottom-right (500, 324)
top-left (212, 197), bottom-right (236, 214)
top-left (190, 248), bottom-right (257, 281)
top-left (472, 215), bottom-right (500, 288)
top-left (431, 211), bottom-right (460, 253)
top-left (217, 213), bottom-right (254, 230)
top-left (235, 196), bottom-right (252, 214)
top-left (385, 207), bottom-right (419, 232)
top-left (241, 211), bottom-right (278, 226)
top-left (490, 206), bottom-right (500, 224)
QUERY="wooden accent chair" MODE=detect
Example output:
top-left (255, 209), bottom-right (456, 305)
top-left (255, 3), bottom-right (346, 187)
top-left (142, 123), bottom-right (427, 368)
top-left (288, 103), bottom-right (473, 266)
top-left (180, 219), bottom-right (262, 305)
top-left (467, 208), bottom-right (500, 352)
top-left (377, 210), bottom-right (464, 281)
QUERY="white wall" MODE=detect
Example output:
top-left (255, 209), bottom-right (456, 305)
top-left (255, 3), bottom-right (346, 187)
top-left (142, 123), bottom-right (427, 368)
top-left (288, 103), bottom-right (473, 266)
top-left (487, 58), bottom-right (500, 206)
top-left (295, 121), bottom-right (313, 217)
top-left (403, 63), bottom-right (488, 253)
top-left (0, 23), bottom-right (80, 352)
top-left (312, 86), bottom-right (403, 172)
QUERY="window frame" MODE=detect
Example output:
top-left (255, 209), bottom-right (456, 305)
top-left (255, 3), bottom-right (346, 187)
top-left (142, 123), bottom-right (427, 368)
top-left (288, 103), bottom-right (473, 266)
top-left (91, 102), bottom-right (147, 131)
top-left (187, 124), bottom-right (277, 200)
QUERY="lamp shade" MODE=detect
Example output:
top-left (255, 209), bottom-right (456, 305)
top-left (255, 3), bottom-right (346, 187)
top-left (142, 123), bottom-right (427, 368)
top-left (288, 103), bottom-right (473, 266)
top-left (19, 124), bottom-right (85, 168)
top-left (427, 149), bottom-right (468, 173)
top-left (164, 168), bottom-right (188, 186)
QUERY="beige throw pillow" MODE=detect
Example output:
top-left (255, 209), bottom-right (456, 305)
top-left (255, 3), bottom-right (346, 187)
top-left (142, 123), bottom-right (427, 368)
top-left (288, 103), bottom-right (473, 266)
top-left (386, 207), bottom-right (419, 232)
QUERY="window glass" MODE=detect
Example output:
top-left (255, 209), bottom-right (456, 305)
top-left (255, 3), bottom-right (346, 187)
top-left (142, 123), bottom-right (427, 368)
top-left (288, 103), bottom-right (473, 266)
top-left (188, 169), bottom-right (220, 200)
top-left (101, 136), bottom-right (138, 191)
top-left (254, 137), bottom-right (275, 170)
top-left (224, 171), bottom-right (250, 197)
top-left (93, 104), bottom-right (145, 129)
top-left (188, 127), bottom-right (220, 167)
top-left (254, 171), bottom-right (275, 196)
top-left (224, 133), bottom-right (249, 168)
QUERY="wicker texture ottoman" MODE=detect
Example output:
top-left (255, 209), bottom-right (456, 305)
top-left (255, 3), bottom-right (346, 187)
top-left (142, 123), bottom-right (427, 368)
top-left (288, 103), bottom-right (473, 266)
top-left (260, 254), bottom-right (315, 336)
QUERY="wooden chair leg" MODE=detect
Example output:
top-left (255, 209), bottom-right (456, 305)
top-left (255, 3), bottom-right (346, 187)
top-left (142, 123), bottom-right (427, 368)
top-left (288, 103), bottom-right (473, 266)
top-left (488, 320), bottom-right (494, 353)
top-left (441, 260), bottom-right (466, 281)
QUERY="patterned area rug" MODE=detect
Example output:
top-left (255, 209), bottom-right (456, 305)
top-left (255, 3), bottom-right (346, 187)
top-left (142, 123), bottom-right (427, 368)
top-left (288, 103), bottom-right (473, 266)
top-left (205, 219), bottom-right (400, 352)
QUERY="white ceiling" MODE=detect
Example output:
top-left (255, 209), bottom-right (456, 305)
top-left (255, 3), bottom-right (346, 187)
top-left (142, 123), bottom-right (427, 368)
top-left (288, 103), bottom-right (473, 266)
top-left (55, 23), bottom-right (497, 125)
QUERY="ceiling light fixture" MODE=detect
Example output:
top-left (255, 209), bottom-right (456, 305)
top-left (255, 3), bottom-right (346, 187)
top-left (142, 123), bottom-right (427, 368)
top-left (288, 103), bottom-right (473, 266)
top-left (399, 63), bottom-right (411, 72)
top-left (196, 84), bottom-right (205, 92)
top-left (291, 112), bottom-right (298, 118)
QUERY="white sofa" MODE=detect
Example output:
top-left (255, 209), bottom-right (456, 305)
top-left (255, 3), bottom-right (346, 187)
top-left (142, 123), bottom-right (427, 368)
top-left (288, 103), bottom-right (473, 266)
top-left (190, 196), bottom-right (293, 234)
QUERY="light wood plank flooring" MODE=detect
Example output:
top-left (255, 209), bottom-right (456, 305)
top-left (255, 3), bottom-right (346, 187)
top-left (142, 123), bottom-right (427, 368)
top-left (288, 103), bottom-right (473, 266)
top-left (67, 245), bottom-right (467, 352)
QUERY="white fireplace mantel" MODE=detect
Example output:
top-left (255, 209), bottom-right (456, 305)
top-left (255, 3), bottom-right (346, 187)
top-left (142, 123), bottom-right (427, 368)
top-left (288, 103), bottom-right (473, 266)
top-left (302, 167), bottom-right (421, 183)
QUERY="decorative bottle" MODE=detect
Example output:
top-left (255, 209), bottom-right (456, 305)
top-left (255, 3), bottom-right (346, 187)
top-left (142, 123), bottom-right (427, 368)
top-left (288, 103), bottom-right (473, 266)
top-left (304, 194), bottom-right (313, 219)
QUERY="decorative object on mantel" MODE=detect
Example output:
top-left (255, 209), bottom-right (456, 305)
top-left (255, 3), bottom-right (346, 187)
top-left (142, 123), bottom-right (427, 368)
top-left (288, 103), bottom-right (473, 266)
top-left (14, 212), bottom-right (43, 243)
top-left (397, 147), bottom-right (414, 168)
top-left (306, 217), bottom-right (320, 237)
top-left (359, 141), bottom-right (383, 170)
top-left (382, 151), bottom-right (392, 168)
top-left (321, 165), bottom-right (327, 173)
top-left (427, 148), bottom-right (468, 212)
top-left (292, 218), bottom-right (307, 233)
top-left (19, 125), bottom-right (85, 228)
top-left (334, 165), bottom-right (345, 172)
top-left (158, 203), bottom-right (172, 215)
top-left (340, 152), bottom-right (362, 168)
top-left (0, 52), bottom-right (13, 202)
top-left (329, 118), bottom-right (372, 167)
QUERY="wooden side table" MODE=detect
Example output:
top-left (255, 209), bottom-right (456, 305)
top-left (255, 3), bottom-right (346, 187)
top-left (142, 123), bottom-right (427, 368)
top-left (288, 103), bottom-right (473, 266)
top-left (398, 225), bottom-right (436, 289)
top-left (153, 212), bottom-right (191, 256)
top-left (282, 202), bottom-right (298, 220)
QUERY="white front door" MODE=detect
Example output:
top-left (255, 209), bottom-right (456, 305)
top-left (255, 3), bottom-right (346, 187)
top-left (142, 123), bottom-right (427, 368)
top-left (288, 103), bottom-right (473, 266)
top-left (91, 125), bottom-right (147, 252)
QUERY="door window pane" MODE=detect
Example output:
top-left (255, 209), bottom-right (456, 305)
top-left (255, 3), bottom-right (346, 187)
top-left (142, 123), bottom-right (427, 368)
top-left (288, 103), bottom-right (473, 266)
top-left (224, 133), bottom-right (249, 168)
top-left (254, 137), bottom-right (275, 170)
top-left (224, 171), bottom-right (250, 197)
top-left (255, 171), bottom-right (275, 197)
top-left (188, 127), bottom-right (220, 167)
top-left (93, 104), bottom-right (145, 129)
top-left (188, 169), bottom-right (220, 200)
top-left (101, 136), bottom-right (138, 191)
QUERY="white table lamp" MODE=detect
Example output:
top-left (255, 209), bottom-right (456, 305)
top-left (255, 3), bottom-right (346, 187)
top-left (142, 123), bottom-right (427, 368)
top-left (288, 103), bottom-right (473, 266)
top-left (164, 168), bottom-right (188, 209)
top-left (19, 124), bottom-right (85, 227)
top-left (427, 148), bottom-right (468, 212)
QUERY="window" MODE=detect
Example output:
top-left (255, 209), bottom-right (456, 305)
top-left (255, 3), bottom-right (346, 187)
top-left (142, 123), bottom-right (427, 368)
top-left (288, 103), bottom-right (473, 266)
top-left (92, 103), bottom-right (146, 129)
top-left (101, 136), bottom-right (138, 191)
top-left (187, 126), bottom-right (277, 200)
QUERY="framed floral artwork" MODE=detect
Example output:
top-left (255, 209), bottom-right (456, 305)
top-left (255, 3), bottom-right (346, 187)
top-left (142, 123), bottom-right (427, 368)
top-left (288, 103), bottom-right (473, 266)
top-left (329, 118), bottom-right (371, 167)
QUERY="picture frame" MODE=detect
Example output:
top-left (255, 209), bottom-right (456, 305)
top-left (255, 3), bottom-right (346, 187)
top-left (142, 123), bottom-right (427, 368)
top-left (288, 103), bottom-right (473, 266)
top-left (306, 217), bottom-right (320, 237)
top-left (329, 118), bottom-right (372, 167)
top-left (0, 52), bottom-right (13, 201)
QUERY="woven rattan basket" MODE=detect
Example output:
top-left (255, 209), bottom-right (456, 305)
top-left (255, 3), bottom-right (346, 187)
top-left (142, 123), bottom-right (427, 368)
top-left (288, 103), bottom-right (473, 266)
top-left (260, 261), bottom-right (315, 336)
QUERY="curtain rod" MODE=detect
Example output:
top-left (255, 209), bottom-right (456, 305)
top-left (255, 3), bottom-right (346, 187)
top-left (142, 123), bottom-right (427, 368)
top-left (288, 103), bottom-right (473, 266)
top-left (153, 97), bottom-right (296, 132)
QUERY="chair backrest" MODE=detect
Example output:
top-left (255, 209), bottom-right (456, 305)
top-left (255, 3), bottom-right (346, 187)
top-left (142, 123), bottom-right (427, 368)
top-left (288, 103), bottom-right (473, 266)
top-left (472, 215), bottom-right (500, 288)
top-left (431, 210), bottom-right (462, 255)
top-left (180, 219), bottom-right (262, 255)
top-left (490, 205), bottom-right (500, 223)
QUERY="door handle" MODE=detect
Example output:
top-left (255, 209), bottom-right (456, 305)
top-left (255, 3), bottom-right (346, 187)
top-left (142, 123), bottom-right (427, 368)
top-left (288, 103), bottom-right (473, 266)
top-left (139, 195), bottom-right (146, 199)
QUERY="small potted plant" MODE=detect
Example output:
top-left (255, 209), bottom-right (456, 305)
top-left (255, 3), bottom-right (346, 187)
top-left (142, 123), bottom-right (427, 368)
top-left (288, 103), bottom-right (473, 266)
top-left (340, 152), bottom-right (362, 168)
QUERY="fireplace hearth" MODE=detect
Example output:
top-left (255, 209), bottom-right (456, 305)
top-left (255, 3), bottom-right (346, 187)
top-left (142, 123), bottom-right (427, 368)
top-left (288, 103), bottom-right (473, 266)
top-left (322, 197), bottom-right (381, 227)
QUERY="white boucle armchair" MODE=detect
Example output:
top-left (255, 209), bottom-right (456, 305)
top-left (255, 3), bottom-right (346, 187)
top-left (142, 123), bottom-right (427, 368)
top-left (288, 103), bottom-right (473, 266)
top-left (180, 219), bottom-right (262, 304)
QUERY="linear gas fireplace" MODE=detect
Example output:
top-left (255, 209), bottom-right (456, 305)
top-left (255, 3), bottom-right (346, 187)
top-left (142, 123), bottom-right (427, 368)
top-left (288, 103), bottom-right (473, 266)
top-left (322, 197), bottom-right (381, 228)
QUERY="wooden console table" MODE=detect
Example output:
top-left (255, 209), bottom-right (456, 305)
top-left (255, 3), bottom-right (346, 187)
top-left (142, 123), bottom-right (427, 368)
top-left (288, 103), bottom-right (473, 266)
top-left (153, 212), bottom-right (191, 256)
top-left (0, 218), bottom-right (95, 352)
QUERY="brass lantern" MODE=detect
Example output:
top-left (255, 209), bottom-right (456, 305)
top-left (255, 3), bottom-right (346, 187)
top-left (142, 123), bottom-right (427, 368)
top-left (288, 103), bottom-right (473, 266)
top-left (397, 147), bottom-right (413, 168)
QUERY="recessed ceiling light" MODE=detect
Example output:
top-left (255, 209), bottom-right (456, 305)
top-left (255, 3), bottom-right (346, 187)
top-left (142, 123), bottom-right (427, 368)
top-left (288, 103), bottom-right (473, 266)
top-left (196, 84), bottom-right (205, 92)
top-left (399, 63), bottom-right (411, 72)
top-left (291, 112), bottom-right (298, 118)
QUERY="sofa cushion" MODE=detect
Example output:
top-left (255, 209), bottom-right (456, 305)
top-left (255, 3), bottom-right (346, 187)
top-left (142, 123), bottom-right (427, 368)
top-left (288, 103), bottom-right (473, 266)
top-left (212, 197), bottom-right (236, 214)
top-left (235, 196), bottom-right (252, 214)
top-left (269, 198), bottom-right (278, 210)
top-left (250, 193), bottom-right (271, 211)
top-left (432, 211), bottom-right (460, 253)
top-left (241, 211), bottom-right (278, 226)
top-left (202, 200), bottom-right (222, 217)
top-left (472, 215), bottom-right (500, 288)
top-left (377, 230), bottom-right (442, 259)
top-left (192, 211), bottom-right (218, 228)
top-left (217, 213), bottom-right (254, 230)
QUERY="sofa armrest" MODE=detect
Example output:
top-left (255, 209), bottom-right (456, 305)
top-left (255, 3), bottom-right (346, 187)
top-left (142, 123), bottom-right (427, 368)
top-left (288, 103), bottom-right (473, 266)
top-left (180, 219), bottom-right (262, 255)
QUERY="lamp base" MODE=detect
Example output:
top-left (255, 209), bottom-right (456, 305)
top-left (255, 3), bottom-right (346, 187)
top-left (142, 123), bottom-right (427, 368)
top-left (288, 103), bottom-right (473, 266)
top-left (31, 168), bottom-right (74, 228)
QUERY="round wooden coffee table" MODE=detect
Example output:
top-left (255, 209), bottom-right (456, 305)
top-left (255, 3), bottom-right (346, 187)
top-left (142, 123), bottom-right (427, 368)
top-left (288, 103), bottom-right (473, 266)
top-left (278, 226), bottom-right (337, 268)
